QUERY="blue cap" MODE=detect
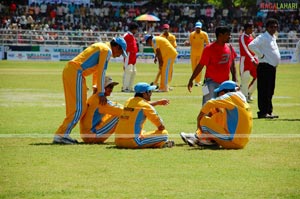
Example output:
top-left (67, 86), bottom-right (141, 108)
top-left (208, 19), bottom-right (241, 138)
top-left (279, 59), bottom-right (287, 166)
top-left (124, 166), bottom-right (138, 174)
top-left (214, 80), bottom-right (237, 93)
top-left (195, 22), bottom-right (202, 28)
top-left (134, 82), bottom-right (157, 93)
top-left (114, 37), bottom-right (127, 57)
top-left (144, 34), bottom-right (153, 42)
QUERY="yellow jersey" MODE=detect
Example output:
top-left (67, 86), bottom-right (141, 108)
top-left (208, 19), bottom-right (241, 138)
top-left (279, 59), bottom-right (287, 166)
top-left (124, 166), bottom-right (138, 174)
top-left (189, 31), bottom-right (209, 56)
top-left (201, 91), bottom-right (252, 148)
top-left (115, 97), bottom-right (164, 139)
top-left (159, 33), bottom-right (177, 48)
top-left (152, 36), bottom-right (178, 59)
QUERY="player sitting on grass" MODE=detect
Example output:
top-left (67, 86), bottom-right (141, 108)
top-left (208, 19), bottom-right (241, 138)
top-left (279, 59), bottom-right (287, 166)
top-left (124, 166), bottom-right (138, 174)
top-left (181, 80), bottom-right (253, 149)
top-left (80, 76), bottom-right (123, 143)
top-left (114, 82), bottom-right (174, 149)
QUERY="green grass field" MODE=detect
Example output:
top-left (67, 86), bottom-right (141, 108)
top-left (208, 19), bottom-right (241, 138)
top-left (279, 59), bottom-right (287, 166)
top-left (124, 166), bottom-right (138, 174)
top-left (0, 60), bottom-right (299, 199)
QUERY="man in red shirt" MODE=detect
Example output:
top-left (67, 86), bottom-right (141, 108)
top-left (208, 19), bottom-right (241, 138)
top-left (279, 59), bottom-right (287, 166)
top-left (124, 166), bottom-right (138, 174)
top-left (188, 26), bottom-right (237, 105)
top-left (122, 22), bottom-right (139, 92)
top-left (239, 22), bottom-right (258, 102)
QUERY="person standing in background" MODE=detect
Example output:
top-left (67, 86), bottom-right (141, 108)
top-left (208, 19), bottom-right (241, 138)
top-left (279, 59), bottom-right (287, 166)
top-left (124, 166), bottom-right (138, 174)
top-left (145, 35), bottom-right (178, 92)
top-left (187, 26), bottom-right (237, 105)
top-left (122, 22), bottom-right (139, 92)
top-left (185, 21), bottom-right (210, 86)
top-left (248, 18), bottom-right (280, 119)
top-left (151, 24), bottom-right (177, 87)
top-left (239, 22), bottom-right (258, 102)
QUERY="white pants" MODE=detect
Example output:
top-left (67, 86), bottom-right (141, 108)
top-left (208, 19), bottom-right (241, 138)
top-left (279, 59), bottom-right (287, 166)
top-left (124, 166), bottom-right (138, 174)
top-left (122, 64), bottom-right (136, 91)
top-left (240, 71), bottom-right (256, 98)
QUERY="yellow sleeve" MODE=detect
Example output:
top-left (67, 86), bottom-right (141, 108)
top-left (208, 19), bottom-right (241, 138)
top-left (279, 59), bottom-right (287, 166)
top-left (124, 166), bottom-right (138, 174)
top-left (202, 98), bottom-right (235, 114)
top-left (189, 32), bottom-right (193, 45)
top-left (143, 103), bottom-right (164, 127)
top-left (96, 46), bottom-right (111, 96)
top-left (204, 32), bottom-right (210, 45)
top-left (92, 72), bottom-right (98, 87)
top-left (171, 34), bottom-right (177, 48)
top-left (99, 101), bottom-right (123, 117)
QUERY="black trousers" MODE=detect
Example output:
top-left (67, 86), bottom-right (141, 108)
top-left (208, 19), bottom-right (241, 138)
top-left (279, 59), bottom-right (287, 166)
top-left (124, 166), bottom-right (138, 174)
top-left (257, 63), bottom-right (276, 116)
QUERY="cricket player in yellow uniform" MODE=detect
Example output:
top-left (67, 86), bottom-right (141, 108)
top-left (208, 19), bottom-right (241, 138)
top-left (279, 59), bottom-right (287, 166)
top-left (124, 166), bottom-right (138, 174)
top-left (151, 24), bottom-right (177, 86)
top-left (53, 37), bottom-right (127, 144)
top-left (185, 22), bottom-right (209, 86)
top-left (181, 80), bottom-right (252, 149)
top-left (115, 82), bottom-right (174, 149)
top-left (145, 35), bottom-right (178, 92)
top-left (160, 24), bottom-right (177, 48)
top-left (80, 76), bottom-right (123, 143)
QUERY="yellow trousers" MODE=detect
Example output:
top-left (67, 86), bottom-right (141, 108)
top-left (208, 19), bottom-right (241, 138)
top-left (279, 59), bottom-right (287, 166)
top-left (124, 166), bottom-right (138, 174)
top-left (197, 115), bottom-right (249, 149)
top-left (160, 57), bottom-right (176, 91)
top-left (80, 116), bottom-right (119, 143)
top-left (115, 129), bottom-right (169, 149)
top-left (55, 62), bottom-right (87, 137)
top-left (191, 55), bottom-right (202, 83)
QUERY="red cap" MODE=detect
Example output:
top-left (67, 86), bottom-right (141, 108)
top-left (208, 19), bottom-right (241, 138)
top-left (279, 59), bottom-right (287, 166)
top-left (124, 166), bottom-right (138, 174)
top-left (162, 24), bottom-right (170, 29)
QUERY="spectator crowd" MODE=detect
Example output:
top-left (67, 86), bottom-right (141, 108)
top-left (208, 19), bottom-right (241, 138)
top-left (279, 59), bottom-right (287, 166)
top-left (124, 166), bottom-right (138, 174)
top-left (0, 1), bottom-right (299, 43)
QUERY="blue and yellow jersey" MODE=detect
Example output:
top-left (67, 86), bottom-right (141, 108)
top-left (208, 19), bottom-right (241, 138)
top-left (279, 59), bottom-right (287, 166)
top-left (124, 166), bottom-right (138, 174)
top-left (201, 91), bottom-right (252, 147)
top-left (80, 94), bottom-right (123, 136)
top-left (159, 33), bottom-right (177, 48)
top-left (115, 97), bottom-right (164, 139)
top-left (70, 42), bottom-right (112, 96)
top-left (152, 36), bottom-right (178, 59)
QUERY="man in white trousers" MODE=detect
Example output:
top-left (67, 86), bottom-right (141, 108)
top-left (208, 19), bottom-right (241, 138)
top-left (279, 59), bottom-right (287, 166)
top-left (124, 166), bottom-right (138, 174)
top-left (122, 22), bottom-right (139, 92)
top-left (238, 22), bottom-right (258, 102)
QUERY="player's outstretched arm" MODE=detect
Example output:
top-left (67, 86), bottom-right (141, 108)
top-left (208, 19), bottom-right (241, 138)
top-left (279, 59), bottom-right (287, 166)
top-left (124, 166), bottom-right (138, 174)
top-left (188, 63), bottom-right (204, 92)
top-left (150, 99), bottom-right (170, 106)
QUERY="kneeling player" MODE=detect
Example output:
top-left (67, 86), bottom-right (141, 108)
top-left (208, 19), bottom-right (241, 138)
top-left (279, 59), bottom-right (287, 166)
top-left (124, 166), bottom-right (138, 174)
top-left (80, 76), bottom-right (123, 143)
top-left (181, 80), bottom-right (253, 149)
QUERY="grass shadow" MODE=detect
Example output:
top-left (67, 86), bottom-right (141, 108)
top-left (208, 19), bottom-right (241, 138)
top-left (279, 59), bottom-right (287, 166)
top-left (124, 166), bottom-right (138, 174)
top-left (30, 142), bottom-right (115, 146)
top-left (253, 118), bottom-right (300, 121)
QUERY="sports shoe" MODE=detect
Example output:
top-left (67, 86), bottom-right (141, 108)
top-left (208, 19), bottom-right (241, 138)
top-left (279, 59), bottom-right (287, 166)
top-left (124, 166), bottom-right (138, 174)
top-left (187, 137), bottom-right (217, 147)
top-left (197, 138), bottom-right (217, 146)
top-left (53, 135), bottom-right (78, 144)
top-left (186, 136), bottom-right (199, 147)
top-left (247, 94), bottom-right (254, 103)
top-left (121, 88), bottom-right (131, 93)
top-left (163, 140), bottom-right (175, 148)
top-left (269, 114), bottom-right (279, 118)
top-left (257, 113), bottom-right (279, 119)
top-left (180, 132), bottom-right (196, 144)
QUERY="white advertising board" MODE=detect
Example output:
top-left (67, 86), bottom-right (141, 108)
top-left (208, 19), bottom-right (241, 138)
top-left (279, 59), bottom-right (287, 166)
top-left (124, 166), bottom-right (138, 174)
top-left (40, 46), bottom-right (82, 61)
top-left (7, 51), bottom-right (60, 61)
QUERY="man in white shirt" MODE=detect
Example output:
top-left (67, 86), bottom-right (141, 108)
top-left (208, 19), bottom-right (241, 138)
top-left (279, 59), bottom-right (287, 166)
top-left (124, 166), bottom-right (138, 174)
top-left (248, 18), bottom-right (281, 119)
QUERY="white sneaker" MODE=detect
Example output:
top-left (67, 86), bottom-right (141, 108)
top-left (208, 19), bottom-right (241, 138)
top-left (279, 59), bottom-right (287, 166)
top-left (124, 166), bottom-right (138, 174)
top-left (247, 95), bottom-right (253, 103)
top-left (180, 132), bottom-right (196, 144)
top-left (121, 89), bottom-right (131, 93)
top-left (197, 139), bottom-right (217, 146)
top-left (186, 136), bottom-right (199, 147)
top-left (53, 135), bottom-right (78, 144)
